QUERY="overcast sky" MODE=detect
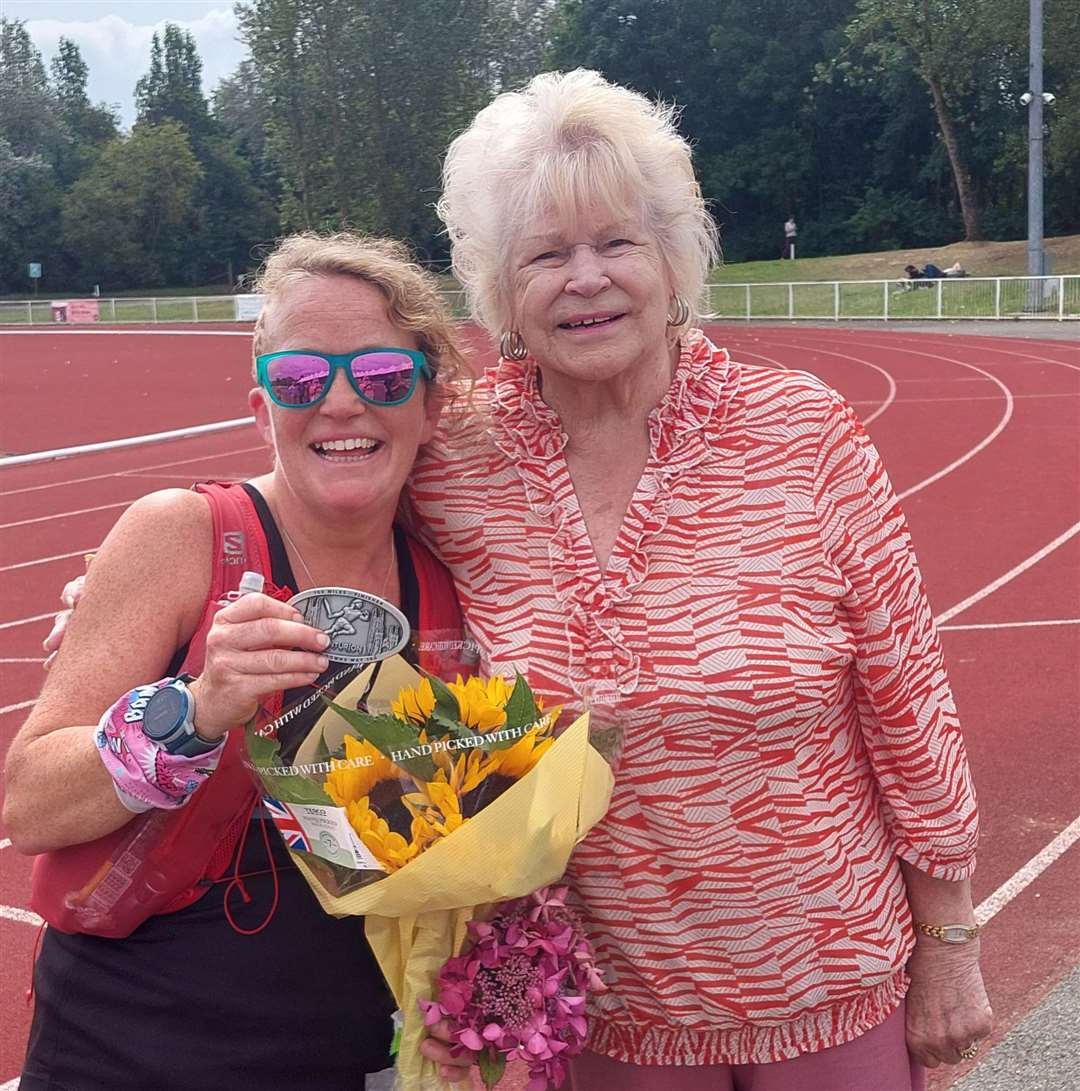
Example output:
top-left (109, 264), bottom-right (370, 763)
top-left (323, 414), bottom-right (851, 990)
top-left (6, 0), bottom-right (247, 128)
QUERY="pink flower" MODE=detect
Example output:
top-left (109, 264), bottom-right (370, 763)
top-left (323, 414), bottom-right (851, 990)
top-left (420, 885), bottom-right (606, 1089)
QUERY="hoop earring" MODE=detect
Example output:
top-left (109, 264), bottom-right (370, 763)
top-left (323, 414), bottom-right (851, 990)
top-left (666, 294), bottom-right (691, 329)
top-left (499, 330), bottom-right (529, 360)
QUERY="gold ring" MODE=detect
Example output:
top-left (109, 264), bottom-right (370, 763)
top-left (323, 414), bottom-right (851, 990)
top-left (959, 1042), bottom-right (979, 1060)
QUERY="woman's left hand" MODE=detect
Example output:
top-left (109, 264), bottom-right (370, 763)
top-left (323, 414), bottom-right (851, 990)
top-left (905, 939), bottom-right (993, 1066)
top-left (418, 1019), bottom-right (475, 1082)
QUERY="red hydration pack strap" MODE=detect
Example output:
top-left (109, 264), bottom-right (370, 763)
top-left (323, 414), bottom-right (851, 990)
top-left (30, 482), bottom-right (280, 936)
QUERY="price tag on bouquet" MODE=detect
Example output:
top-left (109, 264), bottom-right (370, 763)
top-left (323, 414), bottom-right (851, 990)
top-left (288, 587), bottom-right (410, 664)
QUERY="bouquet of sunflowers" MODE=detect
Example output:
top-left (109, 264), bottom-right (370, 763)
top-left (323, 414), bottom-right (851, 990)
top-left (245, 653), bottom-right (613, 1090)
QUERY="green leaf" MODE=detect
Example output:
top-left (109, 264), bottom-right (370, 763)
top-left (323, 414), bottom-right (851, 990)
top-left (312, 729), bottom-right (332, 765)
top-left (322, 699), bottom-right (437, 781)
top-left (244, 728), bottom-right (334, 806)
top-left (426, 672), bottom-right (462, 722)
top-left (477, 1049), bottom-right (506, 1090)
top-left (502, 674), bottom-right (539, 731)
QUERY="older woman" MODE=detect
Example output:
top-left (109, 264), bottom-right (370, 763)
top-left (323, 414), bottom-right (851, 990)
top-left (4, 235), bottom-right (472, 1089)
top-left (409, 70), bottom-right (992, 1087)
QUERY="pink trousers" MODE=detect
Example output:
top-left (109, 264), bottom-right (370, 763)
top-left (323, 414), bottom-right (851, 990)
top-left (568, 1002), bottom-right (926, 1091)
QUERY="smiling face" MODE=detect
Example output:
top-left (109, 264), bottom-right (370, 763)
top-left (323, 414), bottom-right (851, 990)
top-left (249, 273), bottom-right (440, 523)
top-left (509, 205), bottom-right (674, 386)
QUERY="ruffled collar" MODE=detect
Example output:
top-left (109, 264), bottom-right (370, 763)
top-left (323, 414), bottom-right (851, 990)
top-left (490, 328), bottom-right (730, 467)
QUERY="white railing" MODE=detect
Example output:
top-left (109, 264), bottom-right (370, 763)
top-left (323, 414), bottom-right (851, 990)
top-left (0, 295), bottom-right (243, 325)
top-left (1, 276), bottom-right (1076, 326)
top-left (707, 274), bottom-right (1079, 321)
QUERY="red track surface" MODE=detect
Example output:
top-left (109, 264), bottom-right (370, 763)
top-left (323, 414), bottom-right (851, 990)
top-left (1, 324), bottom-right (1078, 1088)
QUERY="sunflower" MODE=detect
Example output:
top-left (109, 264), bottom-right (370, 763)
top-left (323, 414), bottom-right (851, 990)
top-left (403, 777), bottom-right (467, 845)
top-left (324, 734), bottom-right (403, 805)
top-left (447, 674), bottom-right (511, 732)
top-left (343, 797), bottom-right (425, 872)
top-left (485, 721), bottom-right (556, 780)
top-left (391, 676), bottom-right (436, 724)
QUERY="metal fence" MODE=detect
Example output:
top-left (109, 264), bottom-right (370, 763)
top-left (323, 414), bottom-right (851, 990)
top-left (1, 276), bottom-right (1077, 325)
top-left (707, 274), bottom-right (1079, 321)
top-left (0, 295), bottom-right (239, 325)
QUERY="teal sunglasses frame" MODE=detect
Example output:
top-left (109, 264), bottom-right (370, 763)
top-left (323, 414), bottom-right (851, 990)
top-left (256, 347), bottom-right (433, 409)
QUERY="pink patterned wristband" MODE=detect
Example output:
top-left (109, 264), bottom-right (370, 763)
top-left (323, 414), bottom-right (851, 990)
top-left (94, 680), bottom-right (224, 812)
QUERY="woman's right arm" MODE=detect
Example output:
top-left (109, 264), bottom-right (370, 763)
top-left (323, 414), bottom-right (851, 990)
top-left (3, 489), bottom-right (331, 855)
top-left (2, 490), bottom-right (215, 853)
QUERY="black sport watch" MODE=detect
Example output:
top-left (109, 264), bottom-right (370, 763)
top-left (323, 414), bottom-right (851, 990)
top-left (142, 676), bottom-right (222, 757)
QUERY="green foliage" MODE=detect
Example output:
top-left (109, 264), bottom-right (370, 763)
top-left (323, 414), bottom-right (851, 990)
top-left (2, 1), bottom-right (1078, 290)
top-left (245, 729), bottom-right (335, 805)
top-left (0, 139), bottom-right (61, 292)
top-left (322, 699), bottom-right (439, 781)
top-left (135, 24), bottom-right (213, 140)
top-left (61, 122), bottom-right (205, 287)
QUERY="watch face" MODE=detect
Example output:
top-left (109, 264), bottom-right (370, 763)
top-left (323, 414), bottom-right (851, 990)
top-left (941, 926), bottom-right (972, 944)
top-left (143, 686), bottom-right (186, 740)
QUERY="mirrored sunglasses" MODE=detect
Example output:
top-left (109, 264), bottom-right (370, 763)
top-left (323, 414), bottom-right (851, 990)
top-left (256, 348), bottom-right (432, 409)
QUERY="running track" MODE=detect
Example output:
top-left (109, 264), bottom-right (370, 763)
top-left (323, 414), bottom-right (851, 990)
top-left (0, 325), bottom-right (1077, 1089)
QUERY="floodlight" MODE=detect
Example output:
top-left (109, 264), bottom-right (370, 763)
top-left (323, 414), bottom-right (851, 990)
top-left (1042, 92), bottom-right (1055, 105)
top-left (1019, 92), bottom-right (1033, 105)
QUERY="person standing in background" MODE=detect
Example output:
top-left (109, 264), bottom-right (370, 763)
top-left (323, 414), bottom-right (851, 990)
top-left (783, 214), bottom-right (797, 259)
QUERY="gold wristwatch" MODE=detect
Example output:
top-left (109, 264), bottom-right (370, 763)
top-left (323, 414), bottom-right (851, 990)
top-left (914, 921), bottom-right (981, 944)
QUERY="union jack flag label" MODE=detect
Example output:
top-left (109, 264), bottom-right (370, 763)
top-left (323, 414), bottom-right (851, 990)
top-left (262, 795), bottom-right (385, 872)
top-left (263, 796), bottom-right (311, 853)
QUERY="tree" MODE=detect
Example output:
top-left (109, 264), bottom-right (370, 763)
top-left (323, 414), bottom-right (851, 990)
top-left (62, 122), bottom-right (205, 287)
top-left (548, 0), bottom-right (857, 261)
top-left (134, 24), bottom-right (213, 142)
top-left (236, 0), bottom-right (535, 257)
top-left (0, 17), bottom-right (64, 160)
top-left (0, 138), bottom-right (61, 293)
top-left (843, 0), bottom-right (1028, 242)
top-left (49, 37), bottom-right (118, 186)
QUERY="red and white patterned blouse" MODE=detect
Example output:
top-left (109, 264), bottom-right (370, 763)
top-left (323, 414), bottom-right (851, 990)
top-left (408, 329), bottom-right (978, 1065)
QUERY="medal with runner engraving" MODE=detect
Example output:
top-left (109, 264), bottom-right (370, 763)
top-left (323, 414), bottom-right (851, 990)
top-left (288, 587), bottom-right (410, 665)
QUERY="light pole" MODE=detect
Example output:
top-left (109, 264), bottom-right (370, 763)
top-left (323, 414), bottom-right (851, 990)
top-left (1025, 0), bottom-right (1045, 281)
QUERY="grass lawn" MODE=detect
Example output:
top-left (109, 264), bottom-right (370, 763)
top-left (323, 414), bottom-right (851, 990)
top-left (710, 233), bottom-right (1080, 285)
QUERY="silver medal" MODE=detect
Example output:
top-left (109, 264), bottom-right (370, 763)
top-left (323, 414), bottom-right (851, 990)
top-left (288, 587), bottom-right (410, 665)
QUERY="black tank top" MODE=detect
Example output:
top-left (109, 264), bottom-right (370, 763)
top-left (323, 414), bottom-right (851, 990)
top-left (22, 486), bottom-right (401, 1090)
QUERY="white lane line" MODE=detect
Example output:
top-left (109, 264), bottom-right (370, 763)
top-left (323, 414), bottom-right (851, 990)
top-left (0, 905), bottom-right (43, 926)
top-left (0, 839), bottom-right (10, 851)
top-left (851, 392), bottom-right (1077, 405)
top-left (0, 699), bottom-right (35, 715)
top-left (0, 548), bottom-right (97, 574)
top-left (896, 360), bottom-right (1013, 501)
top-left (1, 1076), bottom-right (22, 1090)
top-left (0, 657), bottom-right (45, 664)
top-left (939, 618), bottom-right (1080, 632)
top-left (976, 814), bottom-right (1080, 926)
top-left (936, 521), bottom-right (1080, 625)
top-left (0, 417), bottom-right (255, 468)
top-left (0, 613), bottom-right (55, 631)
top-left (746, 337), bottom-right (1018, 501)
top-left (0, 500), bottom-right (129, 530)
top-left (834, 332), bottom-right (1080, 376)
top-left (0, 443), bottom-right (263, 499)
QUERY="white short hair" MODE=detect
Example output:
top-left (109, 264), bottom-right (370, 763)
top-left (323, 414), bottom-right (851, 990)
top-left (438, 69), bottom-right (719, 335)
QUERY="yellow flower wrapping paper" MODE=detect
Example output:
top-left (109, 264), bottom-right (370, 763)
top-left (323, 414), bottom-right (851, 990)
top-left (282, 663), bottom-right (613, 1090)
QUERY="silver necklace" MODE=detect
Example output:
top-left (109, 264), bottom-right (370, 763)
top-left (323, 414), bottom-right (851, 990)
top-left (279, 521), bottom-right (397, 600)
